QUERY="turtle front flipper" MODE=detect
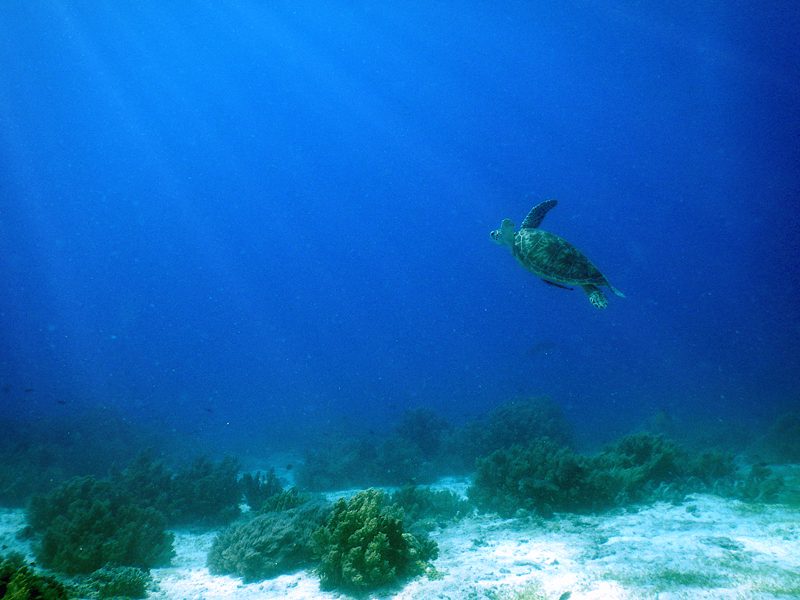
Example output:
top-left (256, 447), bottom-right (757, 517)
top-left (581, 284), bottom-right (608, 309)
top-left (521, 200), bottom-right (558, 229)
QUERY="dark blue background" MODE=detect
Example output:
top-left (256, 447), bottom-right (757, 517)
top-left (2, 1), bottom-right (798, 451)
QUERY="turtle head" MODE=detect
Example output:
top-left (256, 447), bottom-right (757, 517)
top-left (490, 219), bottom-right (516, 248)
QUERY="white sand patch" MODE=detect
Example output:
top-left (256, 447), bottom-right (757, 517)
top-left (145, 492), bottom-right (799, 599)
top-left (0, 508), bottom-right (33, 560)
top-left (148, 529), bottom-right (332, 600)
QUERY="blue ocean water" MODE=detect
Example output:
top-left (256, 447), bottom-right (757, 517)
top-left (1, 2), bottom-right (798, 455)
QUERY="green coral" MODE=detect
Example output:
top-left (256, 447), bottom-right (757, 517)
top-left (27, 476), bottom-right (174, 574)
top-left (312, 489), bottom-right (438, 592)
top-left (0, 552), bottom-right (68, 600)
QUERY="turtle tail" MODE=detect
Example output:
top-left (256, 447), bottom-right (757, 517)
top-left (609, 284), bottom-right (625, 298)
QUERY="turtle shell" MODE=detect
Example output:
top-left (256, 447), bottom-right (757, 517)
top-left (513, 229), bottom-right (606, 286)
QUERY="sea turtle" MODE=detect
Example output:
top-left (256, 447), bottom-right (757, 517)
top-left (490, 200), bottom-right (624, 309)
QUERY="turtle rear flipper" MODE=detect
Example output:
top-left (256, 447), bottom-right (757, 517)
top-left (581, 284), bottom-right (608, 309)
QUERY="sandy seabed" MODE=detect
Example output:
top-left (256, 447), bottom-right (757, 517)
top-left (2, 484), bottom-right (799, 599)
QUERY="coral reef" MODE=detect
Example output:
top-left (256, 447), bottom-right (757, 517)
top-left (208, 499), bottom-right (331, 581)
top-left (258, 488), bottom-right (311, 513)
top-left (297, 437), bottom-right (379, 491)
top-left (85, 565), bottom-right (152, 599)
top-left (755, 413), bottom-right (800, 463)
top-left (390, 486), bottom-right (471, 531)
top-left (240, 468), bottom-right (283, 511)
top-left (0, 409), bottom-right (165, 507)
top-left (296, 399), bottom-right (572, 490)
top-left (167, 456), bottom-right (241, 525)
top-left (113, 454), bottom-right (242, 526)
top-left (469, 438), bottom-right (591, 517)
top-left (469, 434), bottom-right (741, 516)
top-left (589, 433), bottom-right (685, 505)
top-left (312, 489), bottom-right (438, 592)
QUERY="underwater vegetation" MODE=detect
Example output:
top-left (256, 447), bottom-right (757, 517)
top-left (468, 433), bottom-right (787, 518)
top-left (0, 552), bottom-right (68, 600)
top-left (469, 437), bottom-right (593, 517)
top-left (208, 498), bottom-right (331, 582)
top-left (111, 454), bottom-right (242, 526)
top-left (21, 454), bottom-right (246, 577)
top-left (448, 396), bottom-right (573, 474)
top-left (753, 412), bottom-right (800, 464)
top-left (389, 485), bottom-right (472, 532)
top-left (26, 476), bottom-right (175, 574)
top-left (0, 409), bottom-right (166, 507)
top-left (297, 397), bottom-right (572, 490)
top-left (80, 566), bottom-right (152, 599)
top-left (240, 468), bottom-right (284, 511)
top-left (1, 397), bottom-right (796, 595)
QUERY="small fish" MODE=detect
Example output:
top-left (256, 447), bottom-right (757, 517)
top-left (23, 388), bottom-right (34, 393)
top-left (285, 463), bottom-right (293, 471)
top-left (56, 399), bottom-right (67, 405)
top-left (541, 279), bottom-right (573, 291)
top-left (528, 341), bottom-right (557, 357)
